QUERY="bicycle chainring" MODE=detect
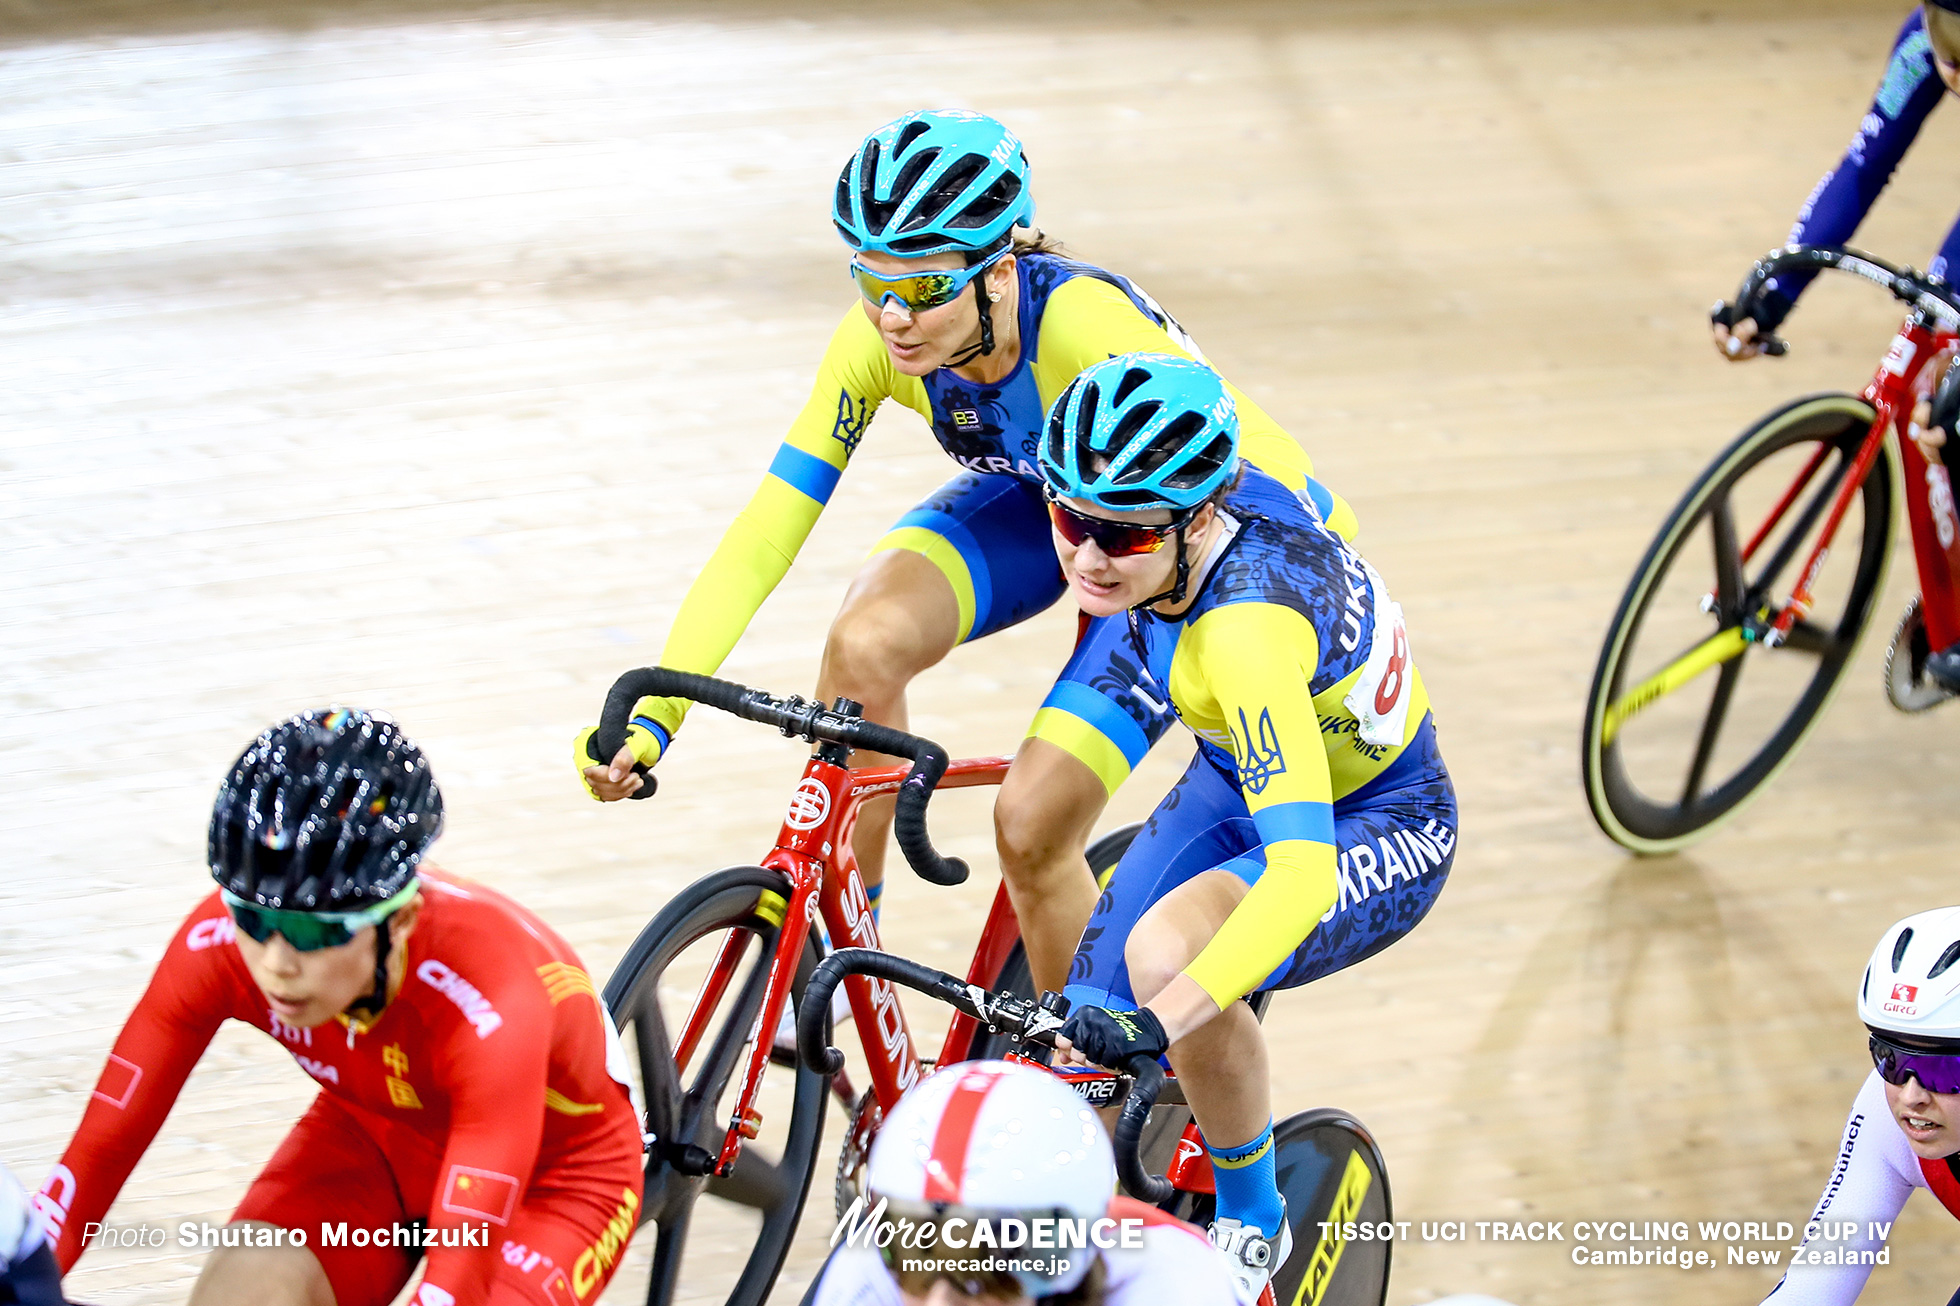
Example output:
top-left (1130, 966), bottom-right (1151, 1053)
top-left (1885, 596), bottom-right (1955, 712)
top-left (834, 1088), bottom-right (883, 1220)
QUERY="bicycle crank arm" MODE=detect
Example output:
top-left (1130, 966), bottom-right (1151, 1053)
top-left (1601, 626), bottom-right (1752, 744)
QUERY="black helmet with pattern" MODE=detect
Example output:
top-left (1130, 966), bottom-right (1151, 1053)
top-left (209, 707), bottom-right (442, 911)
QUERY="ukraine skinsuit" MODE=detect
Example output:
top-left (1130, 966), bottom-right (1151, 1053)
top-left (633, 249), bottom-right (1357, 797)
top-left (1065, 465), bottom-right (1456, 1014)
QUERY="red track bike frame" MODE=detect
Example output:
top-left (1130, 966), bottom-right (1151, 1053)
top-left (704, 764), bottom-right (1227, 1208)
top-left (1749, 320), bottom-right (1960, 650)
top-left (672, 751), bottom-right (1022, 1176)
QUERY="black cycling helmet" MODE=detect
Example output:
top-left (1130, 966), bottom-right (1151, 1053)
top-left (210, 707), bottom-right (443, 911)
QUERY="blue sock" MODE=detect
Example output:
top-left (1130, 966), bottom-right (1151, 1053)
top-left (1208, 1120), bottom-right (1283, 1233)
top-left (865, 880), bottom-right (884, 927)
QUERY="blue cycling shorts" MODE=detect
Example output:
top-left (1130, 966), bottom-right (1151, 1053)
top-left (870, 471), bottom-right (1176, 794)
top-left (1064, 716), bottom-right (1456, 1010)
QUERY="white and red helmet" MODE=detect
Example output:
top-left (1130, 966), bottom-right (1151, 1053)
top-left (1860, 907), bottom-right (1960, 1048)
top-left (866, 1058), bottom-right (1114, 1218)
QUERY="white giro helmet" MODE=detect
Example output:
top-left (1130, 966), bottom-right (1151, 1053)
top-left (867, 1060), bottom-right (1114, 1214)
top-left (1860, 907), bottom-right (1960, 1049)
top-left (865, 1060), bottom-right (1114, 1291)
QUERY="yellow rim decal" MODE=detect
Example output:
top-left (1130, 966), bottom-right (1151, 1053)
top-left (1601, 625), bottom-right (1750, 745)
top-left (1294, 1149), bottom-right (1372, 1306)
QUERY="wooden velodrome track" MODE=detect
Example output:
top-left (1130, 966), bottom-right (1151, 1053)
top-left (6, 0), bottom-right (1960, 1301)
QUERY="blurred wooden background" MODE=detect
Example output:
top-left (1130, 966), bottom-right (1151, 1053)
top-left (4, 1), bottom-right (1958, 1301)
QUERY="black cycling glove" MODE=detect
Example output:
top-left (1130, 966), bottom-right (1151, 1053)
top-left (1060, 1005), bottom-right (1168, 1069)
top-left (1711, 287), bottom-right (1794, 338)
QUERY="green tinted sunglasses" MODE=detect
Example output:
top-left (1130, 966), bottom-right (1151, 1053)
top-left (849, 248), bottom-right (1005, 312)
top-left (221, 882), bottom-right (417, 952)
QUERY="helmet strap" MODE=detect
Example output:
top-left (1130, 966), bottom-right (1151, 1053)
top-left (347, 914), bottom-right (394, 1021)
top-left (943, 275), bottom-right (996, 370)
top-left (1131, 524), bottom-right (1193, 611)
top-left (974, 274), bottom-right (997, 356)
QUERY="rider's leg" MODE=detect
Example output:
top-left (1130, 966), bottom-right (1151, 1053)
top-left (1061, 753), bottom-right (1244, 1017)
top-left (1125, 871), bottom-right (1281, 1233)
top-left (1008, 612), bottom-right (1180, 994)
top-left (813, 548), bottom-right (960, 893)
top-left (995, 741), bottom-right (1109, 995)
top-left (223, 1096), bottom-right (421, 1306)
top-left (830, 472), bottom-right (1066, 894)
top-left (485, 1177), bottom-right (645, 1305)
top-left (188, 1230), bottom-right (335, 1306)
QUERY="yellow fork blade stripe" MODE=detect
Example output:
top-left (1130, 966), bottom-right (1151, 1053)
top-left (1602, 626), bottom-right (1751, 745)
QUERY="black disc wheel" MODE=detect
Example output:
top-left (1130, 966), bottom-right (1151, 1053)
top-left (1266, 1109), bottom-right (1393, 1306)
top-left (1582, 393), bottom-right (1894, 853)
top-left (603, 866), bottom-right (829, 1306)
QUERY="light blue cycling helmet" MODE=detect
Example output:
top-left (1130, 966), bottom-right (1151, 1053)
top-left (1041, 353), bottom-right (1240, 512)
top-left (833, 110), bottom-right (1035, 258)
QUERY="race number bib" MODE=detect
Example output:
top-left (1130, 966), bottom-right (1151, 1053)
top-left (1343, 560), bottom-right (1412, 748)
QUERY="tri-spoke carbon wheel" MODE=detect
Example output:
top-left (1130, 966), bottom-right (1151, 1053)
top-left (1582, 393), bottom-right (1894, 853)
top-left (604, 866), bottom-right (828, 1306)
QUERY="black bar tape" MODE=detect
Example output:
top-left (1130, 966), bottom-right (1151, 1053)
top-left (798, 949), bottom-right (980, 1074)
top-left (1113, 1057), bottom-right (1172, 1203)
top-left (597, 667), bottom-right (969, 885)
top-left (798, 949), bottom-right (1178, 1204)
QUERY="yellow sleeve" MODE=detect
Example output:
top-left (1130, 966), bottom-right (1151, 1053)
top-left (1176, 602), bottom-right (1340, 1008)
top-left (638, 307), bottom-right (897, 739)
top-left (1028, 276), bottom-right (1318, 496)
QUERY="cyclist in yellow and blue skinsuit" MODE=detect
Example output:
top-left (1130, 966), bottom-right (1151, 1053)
top-left (579, 109), bottom-right (1356, 999)
top-left (1039, 353), bottom-right (1455, 1301)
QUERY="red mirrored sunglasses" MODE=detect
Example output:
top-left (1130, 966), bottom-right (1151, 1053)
top-left (1044, 491), bottom-right (1190, 558)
